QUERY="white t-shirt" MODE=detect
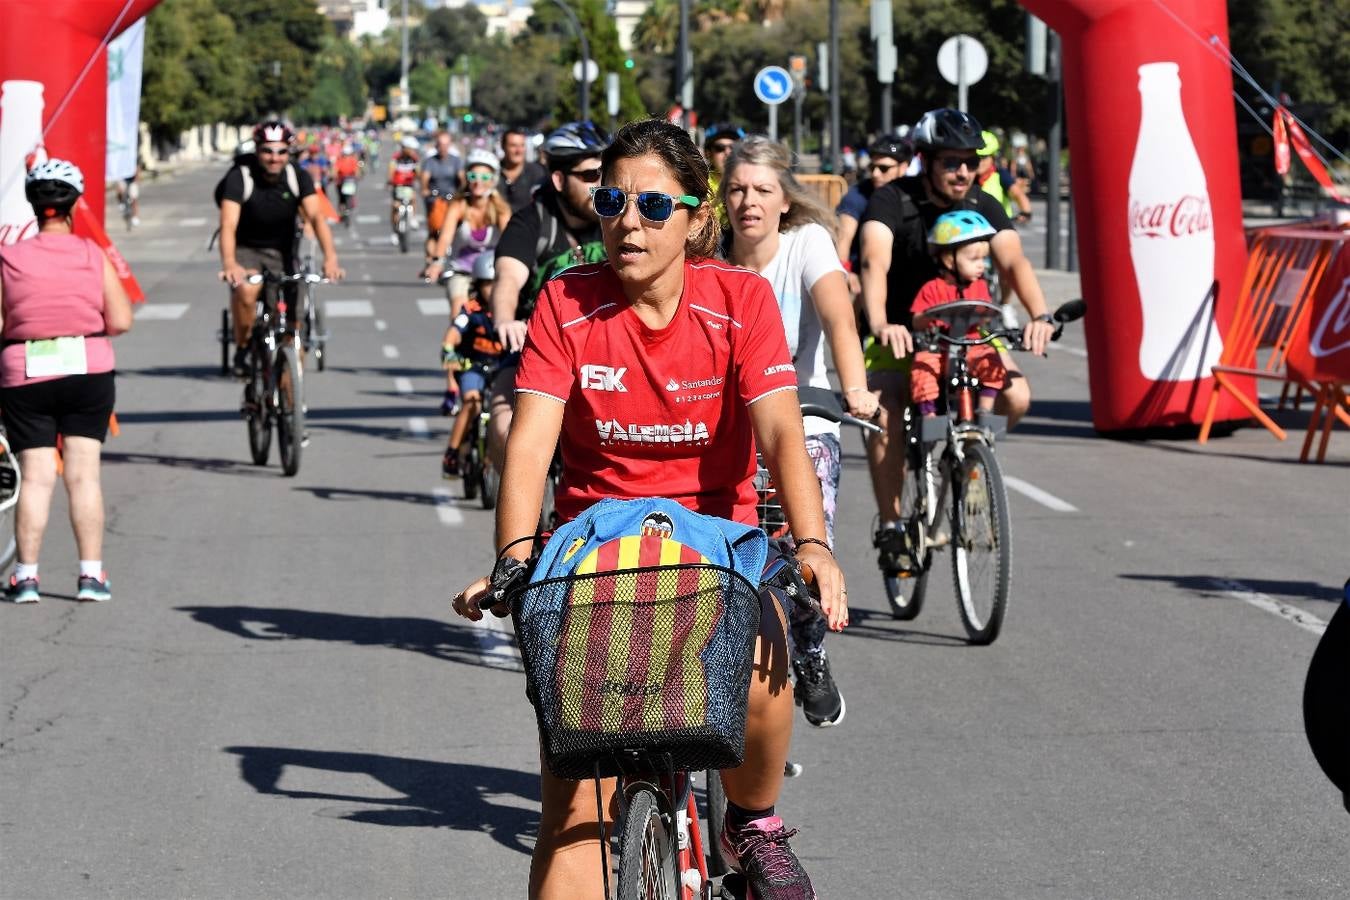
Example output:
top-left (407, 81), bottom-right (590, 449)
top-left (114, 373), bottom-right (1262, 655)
top-left (757, 222), bottom-right (845, 437)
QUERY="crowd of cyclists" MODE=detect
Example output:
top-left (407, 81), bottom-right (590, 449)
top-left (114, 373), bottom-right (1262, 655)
top-left (191, 105), bottom-right (1060, 899)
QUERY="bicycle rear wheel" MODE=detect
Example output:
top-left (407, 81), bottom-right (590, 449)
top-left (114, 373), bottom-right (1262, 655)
top-left (246, 346), bottom-right (271, 466)
top-left (950, 442), bottom-right (1011, 645)
top-left (617, 786), bottom-right (678, 900)
top-left (704, 770), bottom-right (730, 877)
top-left (276, 346), bottom-right (304, 477)
top-left (220, 310), bottom-right (232, 375)
top-left (480, 461), bottom-right (498, 510)
top-left (396, 215), bottom-right (409, 254)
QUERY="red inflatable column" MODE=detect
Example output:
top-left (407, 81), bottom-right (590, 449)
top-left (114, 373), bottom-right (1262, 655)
top-left (1022, 0), bottom-right (1253, 431)
top-left (0, 1), bottom-right (161, 244)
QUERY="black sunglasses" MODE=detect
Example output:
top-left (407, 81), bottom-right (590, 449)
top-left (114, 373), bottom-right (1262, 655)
top-left (935, 154), bottom-right (980, 173)
top-left (709, 141), bottom-right (736, 153)
top-left (567, 167), bottom-right (603, 183)
top-left (259, 146), bottom-right (291, 157)
top-left (869, 162), bottom-right (897, 173)
top-left (591, 187), bottom-right (701, 223)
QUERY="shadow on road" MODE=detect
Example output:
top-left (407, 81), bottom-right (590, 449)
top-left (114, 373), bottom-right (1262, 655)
top-left (294, 485), bottom-right (441, 506)
top-left (104, 450), bottom-right (273, 477)
top-left (176, 605), bottom-right (522, 671)
top-left (120, 364), bottom-right (229, 382)
top-left (1119, 573), bottom-right (1342, 603)
top-left (836, 607), bottom-right (971, 647)
top-left (224, 746), bottom-right (539, 854)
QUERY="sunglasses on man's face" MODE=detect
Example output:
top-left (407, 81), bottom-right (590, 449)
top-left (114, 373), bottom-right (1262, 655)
top-left (590, 187), bottom-right (701, 223)
top-left (466, 171), bottom-right (496, 183)
top-left (567, 166), bottom-right (603, 183)
top-left (259, 146), bottom-right (290, 157)
top-left (869, 162), bottom-right (897, 174)
top-left (709, 142), bottom-right (736, 154)
top-left (935, 154), bottom-right (980, 173)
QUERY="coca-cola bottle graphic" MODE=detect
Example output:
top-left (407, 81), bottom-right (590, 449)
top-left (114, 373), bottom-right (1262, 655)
top-left (1128, 62), bottom-right (1223, 381)
top-left (0, 80), bottom-right (45, 246)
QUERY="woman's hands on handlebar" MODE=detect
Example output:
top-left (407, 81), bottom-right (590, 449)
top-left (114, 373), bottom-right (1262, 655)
top-left (451, 575), bottom-right (507, 621)
top-left (795, 543), bottom-right (849, 632)
top-left (1021, 317), bottom-right (1055, 356)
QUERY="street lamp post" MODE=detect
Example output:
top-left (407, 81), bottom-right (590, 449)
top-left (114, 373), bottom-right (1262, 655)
top-left (399, 0), bottom-right (409, 114)
top-left (828, 0), bottom-right (840, 174)
top-left (677, 0), bottom-right (690, 130)
top-left (550, 0), bottom-right (591, 123)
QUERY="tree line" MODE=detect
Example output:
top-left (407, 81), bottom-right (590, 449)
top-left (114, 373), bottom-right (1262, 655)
top-left (141, 0), bottom-right (1346, 151)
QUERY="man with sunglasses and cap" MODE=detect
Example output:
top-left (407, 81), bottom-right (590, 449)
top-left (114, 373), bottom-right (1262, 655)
top-left (218, 120), bottom-right (343, 378)
top-left (858, 108), bottom-right (1054, 575)
top-left (485, 121), bottom-right (609, 480)
top-left (835, 133), bottom-right (912, 293)
top-left (702, 122), bottom-right (745, 227)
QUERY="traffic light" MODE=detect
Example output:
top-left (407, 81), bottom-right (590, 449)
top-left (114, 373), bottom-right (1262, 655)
top-left (624, 58), bottom-right (635, 70)
top-left (463, 112), bottom-right (474, 124)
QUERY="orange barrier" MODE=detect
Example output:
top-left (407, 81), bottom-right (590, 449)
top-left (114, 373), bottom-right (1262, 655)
top-left (797, 174), bottom-right (849, 213)
top-left (1198, 226), bottom-right (1350, 460)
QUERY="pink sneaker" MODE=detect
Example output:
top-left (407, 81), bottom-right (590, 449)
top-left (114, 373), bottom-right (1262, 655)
top-left (719, 814), bottom-right (816, 900)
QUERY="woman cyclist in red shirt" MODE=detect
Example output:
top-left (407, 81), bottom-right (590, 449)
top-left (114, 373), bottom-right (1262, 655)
top-left (452, 118), bottom-right (845, 900)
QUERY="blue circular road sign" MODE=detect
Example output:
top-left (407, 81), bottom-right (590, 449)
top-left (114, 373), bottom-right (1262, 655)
top-left (753, 66), bottom-right (793, 106)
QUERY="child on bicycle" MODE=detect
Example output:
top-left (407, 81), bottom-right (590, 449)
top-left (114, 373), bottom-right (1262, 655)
top-left (441, 252), bottom-right (502, 478)
top-left (910, 210), bottom-right (1008, 418)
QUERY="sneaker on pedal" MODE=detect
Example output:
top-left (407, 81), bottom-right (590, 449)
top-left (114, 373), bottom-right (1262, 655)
top-left (232, 346), bottom-right (250, 379)
top-left (440, 391), bottom-right (458, 416)
top-left (4, 576), bottom-right (40, 604)
top-left (792, 649), bottom-right (845, 727)
top-left (441, 449), bottom-right (459, 478)
top-left (720, 815), bottom-right (817, 900)
top-left (873, 524), bottom-right (912, 574)
top-left (76, 573), bottom-right (112, 603)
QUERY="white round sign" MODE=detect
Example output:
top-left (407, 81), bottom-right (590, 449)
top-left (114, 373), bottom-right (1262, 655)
top-left (571, 59), bottom-right (600, 84)
top-left (753, 66), bottom-right (793, 106)
top-left (937, 35), bottom-right (988, 86)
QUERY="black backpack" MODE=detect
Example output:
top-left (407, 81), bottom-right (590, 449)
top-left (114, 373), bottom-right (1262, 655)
top-left (213, 157), bottom-right (299, 207)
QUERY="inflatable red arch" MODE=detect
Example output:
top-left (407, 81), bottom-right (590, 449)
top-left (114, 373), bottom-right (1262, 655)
top-left (0, 0), bottom-right (1254, 430)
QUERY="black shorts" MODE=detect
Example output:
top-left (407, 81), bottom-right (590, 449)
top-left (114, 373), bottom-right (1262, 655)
top-left (1, 372), bottom-right (116, 453)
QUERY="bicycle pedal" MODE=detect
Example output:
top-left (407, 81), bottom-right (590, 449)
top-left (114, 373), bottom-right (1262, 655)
top-left (718, 873), bottom-right (749, 899)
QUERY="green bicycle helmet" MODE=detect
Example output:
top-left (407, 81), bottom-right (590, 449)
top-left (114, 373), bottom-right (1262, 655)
top-left (928, 210), bottom-right (997, 249)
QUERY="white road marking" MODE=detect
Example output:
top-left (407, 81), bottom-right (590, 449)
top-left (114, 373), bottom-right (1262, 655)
top-left (361, 273), bottom-right (372, 281)
top-left (134, 303), bottom-right (189, 320)
top-left (365, 286), bottom-right (375, 294)
top-left (1003, 476), bottom-right (1079, 512)
top-left (147, 238), bottom-right (178, 246)
top-left (179, 217), bottom-right (208, 227)
top-left (407, 416), bottom-right (429, 437)
top-left (382, 344), bottom-right (400, 359)
top-left (417, 297), bottom-right (451, 316)
top-left (374, 319), bottom-right (388, 331)
top-left (393, 377), bottom-right (413, 394)
top-left (431, 486), bottom-right (463, 525)
top-left (357, 214), bottom-right (381, 225)
top-left (1208, 578), bottom-right (1327, 636)
top-left (474, 609), bottom-right (522, 670)
top-left (324, 299), bottom-right (374, 318)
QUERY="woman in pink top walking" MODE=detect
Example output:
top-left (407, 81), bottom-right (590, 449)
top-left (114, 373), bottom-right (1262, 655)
top-left (0, 159), bottom-right (132, 604)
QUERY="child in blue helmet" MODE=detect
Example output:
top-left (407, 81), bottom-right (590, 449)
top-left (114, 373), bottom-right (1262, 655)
top-left (910, 210), bottom-right (1009, 417)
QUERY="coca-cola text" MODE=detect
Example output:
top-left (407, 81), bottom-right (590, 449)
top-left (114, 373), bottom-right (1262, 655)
top-left (0, 218), bottom-right (37, 245)
top-left (1129, 195), bottom-right (1212, 239)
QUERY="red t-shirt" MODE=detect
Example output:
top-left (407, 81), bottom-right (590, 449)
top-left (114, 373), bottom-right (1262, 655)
top-left (516, 259), bottom-right (798, 525)
top-left (910, 275), bottom-right (994, 338)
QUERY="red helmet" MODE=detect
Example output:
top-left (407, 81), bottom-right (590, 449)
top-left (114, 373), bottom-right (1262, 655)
top-left (252, 120), bottom-right (294, 147)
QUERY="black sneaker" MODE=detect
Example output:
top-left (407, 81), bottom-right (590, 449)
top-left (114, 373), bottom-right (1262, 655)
top-left (874, 524), bottom-right (913, 574)
top-left (441, 448), bottom-right (459, 478)
top-left (792, 649), bottom-right (845, 727)
top-left (720, 814), bottom-right (817, 900)
top-left (232, 346), bottom-right (250, 378)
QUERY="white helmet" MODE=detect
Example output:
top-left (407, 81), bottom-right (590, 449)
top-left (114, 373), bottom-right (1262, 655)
top-left (401, 135), bottom-right (421, 151)
top-left (465, 148), bottom-right (499, 174)
top-left (26, 158), bottom-right (85, 194)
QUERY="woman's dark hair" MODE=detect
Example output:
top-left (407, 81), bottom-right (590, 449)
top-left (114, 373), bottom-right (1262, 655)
top-left (601, 118), bottom-right (720, 258)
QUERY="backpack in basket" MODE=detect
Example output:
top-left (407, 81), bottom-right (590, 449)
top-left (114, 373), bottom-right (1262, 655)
top-left (517, 498), bottom-right (767, 779)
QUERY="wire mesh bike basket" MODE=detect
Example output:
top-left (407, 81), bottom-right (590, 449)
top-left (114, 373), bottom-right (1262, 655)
top-left (513, 562), bottom-right (762, 780)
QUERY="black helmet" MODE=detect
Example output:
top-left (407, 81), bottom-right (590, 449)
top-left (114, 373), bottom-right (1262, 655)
top-left (911, 109), bottom-right (984, 153)
top-left (252, 120), bottom-right (294, 147)
top-left (867, 134), bottom-right (913, 162)
top-left (25, 158), bottom-right (84, 215)
top-left (704, 123), bottom-right (746, 146)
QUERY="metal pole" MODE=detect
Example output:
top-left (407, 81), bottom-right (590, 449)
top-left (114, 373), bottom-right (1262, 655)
top-left (1066, 163), bottom-right (1077, 272)
top-left (881, 82), bottom-right (892, 135)
top-left (768, 105), bottom-right (778, 141)
top-left (677, 0), bottom-right (690, 130)
top-left (1045, 30), bottom-right (1062, 270)
top-left (550, 0), bottom-right (590, 123)
top-left (828, 0), bottom-right (840, 175)
top-left (399, 0), bottom-right (409, 114)
top-left (793, 91), bottom-right (804, 160)
top-left (957, 38), bottom-right (967, 113)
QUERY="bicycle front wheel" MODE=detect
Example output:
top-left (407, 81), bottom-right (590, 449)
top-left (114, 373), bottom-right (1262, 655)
top-left (246, 349), bottom-right (271, 466)
top-left (311, 301), bottom-right (327, 371)
top-left (886, 445), bottom-right (936, 620)
top-left (950, 442), bottom-right (1011, 644)
top-left (617, 786), bottom-right (678, 900)
top-left (704, 770), bottom-right (730, 877)
top-left (276, 346), bottom-right (305, 477)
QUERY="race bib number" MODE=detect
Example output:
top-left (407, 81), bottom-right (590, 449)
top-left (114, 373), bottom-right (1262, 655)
top-left (340, 180), bottom-right (357, 196)
top-left (25, 336), bottom-right (88, 378)
top-left (395, 185), bottom-right (416, 202)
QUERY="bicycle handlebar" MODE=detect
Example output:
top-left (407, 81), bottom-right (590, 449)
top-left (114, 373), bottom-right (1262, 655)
top-left (797, 386), bottom-right (883, 434)
top-left (245, 272), bottom-right (328, 285)
top-left (920, 298), bottom-right (1086, 350)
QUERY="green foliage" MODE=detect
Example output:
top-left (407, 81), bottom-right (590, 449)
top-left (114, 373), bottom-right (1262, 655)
top-left (470, 34), bottom-right (563, 129)
top-left (141, 0), bottom-right (249, 142)
top-left (414, 6), bottom-right (488, 68)
top-left (408, 60), bottom-right (451, 111)
top-left (525, 0), bottom-right (647, 125)
top-left (226, 0), bottom-right (329, 118)
top-left (293, 36), bottom-right (367, 123)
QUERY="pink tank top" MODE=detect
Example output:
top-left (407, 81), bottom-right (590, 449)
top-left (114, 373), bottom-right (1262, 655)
top-left (0, 233), bottom-right (115, 387)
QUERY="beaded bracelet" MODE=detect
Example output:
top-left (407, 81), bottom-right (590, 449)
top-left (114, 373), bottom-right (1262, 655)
top-left (793, 537), bottom-right (833, 555)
